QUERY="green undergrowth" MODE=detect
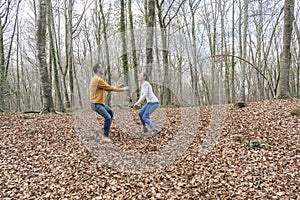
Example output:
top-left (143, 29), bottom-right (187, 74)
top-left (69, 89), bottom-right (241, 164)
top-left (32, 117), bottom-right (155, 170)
top-left (234, 135), bottom-right (271, 150)
top-left (291, 109), bottom-right (300, 116)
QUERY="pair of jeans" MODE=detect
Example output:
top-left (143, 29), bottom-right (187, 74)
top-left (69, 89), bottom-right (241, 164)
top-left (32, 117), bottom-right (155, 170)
top-left (91, 104), bottom-right (114, 137)
top-left (138, 102), bottom-right (159, 130)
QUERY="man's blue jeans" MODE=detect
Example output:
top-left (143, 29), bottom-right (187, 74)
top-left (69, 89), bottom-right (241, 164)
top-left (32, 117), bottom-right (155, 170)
top-left (138, 102), bottom-right (159, 130)
top-left (91, 104), bottom-right (114, 137)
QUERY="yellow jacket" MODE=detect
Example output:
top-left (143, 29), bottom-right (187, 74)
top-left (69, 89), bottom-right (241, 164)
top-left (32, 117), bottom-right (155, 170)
top-left (90, 75), bottom-right (123, 104)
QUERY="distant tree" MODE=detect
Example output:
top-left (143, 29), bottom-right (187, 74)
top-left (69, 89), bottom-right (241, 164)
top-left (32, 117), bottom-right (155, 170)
top-left (240, 0), bottom-right (248, 102)
top-left (0, 0), bottom-right (20, 110)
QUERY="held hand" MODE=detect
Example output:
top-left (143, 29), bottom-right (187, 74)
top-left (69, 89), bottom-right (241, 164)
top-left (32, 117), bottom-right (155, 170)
top-left (123, 86), bottom-right (130, 91)
top-left (133, 103), bottom-right (139, 109)
top-left (118, 83), bottom-right (126, 88)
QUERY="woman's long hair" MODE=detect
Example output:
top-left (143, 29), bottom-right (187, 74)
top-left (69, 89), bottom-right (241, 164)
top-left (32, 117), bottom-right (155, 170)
top-left (142, 73), bottom-right (150, 82)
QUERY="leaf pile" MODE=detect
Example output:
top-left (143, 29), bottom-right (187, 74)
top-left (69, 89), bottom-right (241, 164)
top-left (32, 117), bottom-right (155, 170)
top-left (0, 98), bottom-right (299, 199)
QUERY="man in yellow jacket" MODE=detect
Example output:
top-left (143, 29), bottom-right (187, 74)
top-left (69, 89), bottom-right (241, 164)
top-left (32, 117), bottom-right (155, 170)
top-left (90, 63), bottom-right (129, 142)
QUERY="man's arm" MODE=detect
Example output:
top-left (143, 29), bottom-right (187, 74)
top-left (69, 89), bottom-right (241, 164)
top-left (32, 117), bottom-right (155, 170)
top-left (98, 78), bottom-right (128, 92)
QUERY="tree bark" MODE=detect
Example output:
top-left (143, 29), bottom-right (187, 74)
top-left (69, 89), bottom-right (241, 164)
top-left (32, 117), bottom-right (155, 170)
top-left (0, 15), bottom-right (6, 109)
top-left (146, 0), bottom-right (155, 76)
top-left (277, 0), bottom-right (294, 98)
top-left (231, 0), bottom-right (236, 103)
top-left (67, 0), bottom-right (74, 108)
top-left (37, 0), bottom-right (53, 112)
top-left (62, 1), bottom-right (71, 109)
top-left (47, 0), bottom-right (65, 112)
top-left (99, 0), bottom-right (112, 105)
top-left (239, 0), bottom-right (248, 102)
top-left (128, 0), bottom-right (139, 98)
top-left (256, 0), bottom-right (264, 100)
top-left (120, 0), bottom-right (130, 103)
top-left (294, 21), bottom-right (300, 98)
top-left (189, 0), bottom-right (201, 105)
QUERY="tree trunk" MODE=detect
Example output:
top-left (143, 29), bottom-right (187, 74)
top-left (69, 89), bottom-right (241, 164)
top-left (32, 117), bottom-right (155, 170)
top-left (189, 0), bottom-right (201, 105)
top-left (128, 0), bottom-right (139, 98)
top-left (256, 0), bottom-right (264, 100)
top-left (37, 0), bottom-right (53, 112)
top-left (99, 0), bottom-right (112, 105)
top-left (239, 0), bottom-right (248, 102)
top-left (203, 0), bottom-right (217, 105)
top-left (294, 21), bottom-right (300, 98)
top-left (67, 0), bottom-right (74, 108)
top-left (277, 0), bottom-right (294, 98)
top-left (231, 0), bottom-right (236, 103)
top-left (16, 19), bottom-right (21, 111)
top-left (145, 0), bottom-right (155, 76)
top-left (0, 15), bottom-right (6, 110)
top-left (120, 0), bottom-right (130, 103)
top-left (47, 0), bottom-right (65, 112)
top-left (63, 1), bottom-right (71, 109)
top-left (220, 0), bottom-right (229, 103)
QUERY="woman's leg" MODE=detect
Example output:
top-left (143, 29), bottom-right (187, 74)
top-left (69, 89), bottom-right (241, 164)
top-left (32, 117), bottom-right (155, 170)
top-left (138, 103), bottom-right (148, 128)
top-left (142, 102), bottom-right (159, 130)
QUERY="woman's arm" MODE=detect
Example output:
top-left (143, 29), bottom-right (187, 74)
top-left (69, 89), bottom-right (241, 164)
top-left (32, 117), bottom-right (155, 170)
top-left (134, 83), bottom-right (148, 105)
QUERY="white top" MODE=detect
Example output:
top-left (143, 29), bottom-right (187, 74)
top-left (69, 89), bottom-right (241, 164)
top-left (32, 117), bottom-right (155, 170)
top-left (135, 81), bottom-right (159, 105)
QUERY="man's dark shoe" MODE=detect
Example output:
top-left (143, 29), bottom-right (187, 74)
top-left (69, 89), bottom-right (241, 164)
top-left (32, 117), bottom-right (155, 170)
top-left (142, 126), bottom-right (148, 133)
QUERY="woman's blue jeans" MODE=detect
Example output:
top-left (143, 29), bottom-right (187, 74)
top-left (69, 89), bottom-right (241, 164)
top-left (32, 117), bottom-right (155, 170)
top-left (91, 104), bottom-right (114, 137)
top-left (138, 102), bottom-right (159, 130)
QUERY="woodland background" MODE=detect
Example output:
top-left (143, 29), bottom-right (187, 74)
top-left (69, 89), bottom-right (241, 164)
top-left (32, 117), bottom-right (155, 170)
top-left (1, 1), bottom-right (300, 199)
top-left (0, 0), bottom-right (299, 112)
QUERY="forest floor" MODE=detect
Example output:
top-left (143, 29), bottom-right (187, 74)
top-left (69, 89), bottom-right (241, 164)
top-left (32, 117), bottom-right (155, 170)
top-left (0, 98), bottom-right (299, 199)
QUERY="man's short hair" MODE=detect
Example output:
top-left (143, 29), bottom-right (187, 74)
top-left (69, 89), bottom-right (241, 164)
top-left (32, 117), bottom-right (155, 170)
top-left (93, 62), bottom-right (105, 74)
top-left (93, 63), bottom-right (100, 73)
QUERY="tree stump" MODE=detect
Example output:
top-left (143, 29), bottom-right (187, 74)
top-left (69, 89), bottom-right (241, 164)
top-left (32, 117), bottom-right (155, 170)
top-left (234, 102), bottom-right (247, 108)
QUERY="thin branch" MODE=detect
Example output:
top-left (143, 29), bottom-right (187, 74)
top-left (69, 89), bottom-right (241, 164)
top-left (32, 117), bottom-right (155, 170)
top-left (5, 0), bottom-right (21, 77)
top-left (209, 54), bottom-right (275, 95)
top-left (166, 0), bottom-right (187, 27)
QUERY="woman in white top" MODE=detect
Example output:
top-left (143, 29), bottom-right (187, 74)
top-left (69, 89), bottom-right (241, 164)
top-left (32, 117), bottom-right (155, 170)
top-left (134, 73), bottom-right (160, 136)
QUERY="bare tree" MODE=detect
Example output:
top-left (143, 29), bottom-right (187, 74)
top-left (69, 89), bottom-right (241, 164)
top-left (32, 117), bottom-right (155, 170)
top-left (120, 0), bottom-right (130, 103)
top-left (47, 0), bottom-right (65, 112)
top-left (256, 0), bottom-right (264, 100)
top-left (294, 21), bottom-right (300, 97)
top-left (240, 0), bottom-right (248, 102)
top-left (231, 0), bottom-right (236, 103)
top-left (145, 0), bottom-right (155, 77)
top-left (156, 0), bottom-right (186, 105)
top-left (188, 0), bottom-right (201, 105)
top-left (37, 0), bottom-right (53, 112)
top-left (0, 2), bottom-right (8, 110)
top-left (98, 0), bottom-right (113, 105)
top-left (65, 0), bottom-right (74, 108)
top-left (277, 0), bottom-right (295, 98)
top-left (0, 0), bottom-right (20, 110)
top-left (128, 0), bottom-right (139, 98)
